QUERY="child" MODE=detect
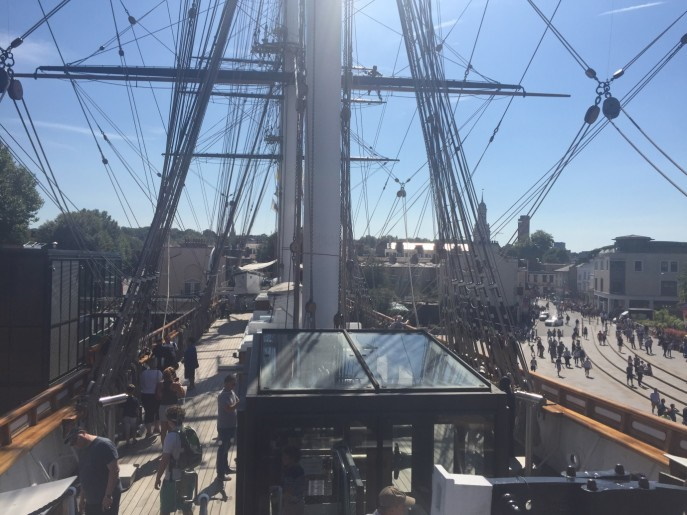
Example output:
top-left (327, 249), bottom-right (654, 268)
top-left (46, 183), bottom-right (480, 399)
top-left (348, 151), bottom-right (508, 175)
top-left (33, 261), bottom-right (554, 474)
top-left (122, 384), bottom-right (141, 445)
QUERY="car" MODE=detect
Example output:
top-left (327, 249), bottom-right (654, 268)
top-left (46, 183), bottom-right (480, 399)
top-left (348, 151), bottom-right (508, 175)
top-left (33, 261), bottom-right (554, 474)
top-left (545, 317), bottom-right (563, 327)
top-left (538, 311), bottom-right (549, 321)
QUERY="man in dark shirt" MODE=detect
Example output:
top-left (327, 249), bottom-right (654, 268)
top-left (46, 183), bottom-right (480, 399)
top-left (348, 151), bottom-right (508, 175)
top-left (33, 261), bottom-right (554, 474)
top-left (65, 426), bottom-right (121, 514)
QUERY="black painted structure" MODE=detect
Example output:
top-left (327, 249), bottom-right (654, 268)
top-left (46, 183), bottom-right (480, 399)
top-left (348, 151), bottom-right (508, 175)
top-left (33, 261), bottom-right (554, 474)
top-left (0, 246), bottom-right (121, 413)
top-left (235, 329), bottom-right (509, 514)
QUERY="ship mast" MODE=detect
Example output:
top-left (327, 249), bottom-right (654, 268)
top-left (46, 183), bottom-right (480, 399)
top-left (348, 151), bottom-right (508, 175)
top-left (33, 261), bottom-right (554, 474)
top-left (301, 0), bottom-right (343, 329)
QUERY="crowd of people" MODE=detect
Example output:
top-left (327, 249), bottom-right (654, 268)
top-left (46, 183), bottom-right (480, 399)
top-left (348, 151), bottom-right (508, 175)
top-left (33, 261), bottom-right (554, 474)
top-left (530, 300), bottom-right (687, 427)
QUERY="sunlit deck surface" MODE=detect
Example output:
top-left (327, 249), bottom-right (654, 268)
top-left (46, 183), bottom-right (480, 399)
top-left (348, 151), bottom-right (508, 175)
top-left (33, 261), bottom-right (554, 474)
top-left (118, 315), bottom-right (249, 515)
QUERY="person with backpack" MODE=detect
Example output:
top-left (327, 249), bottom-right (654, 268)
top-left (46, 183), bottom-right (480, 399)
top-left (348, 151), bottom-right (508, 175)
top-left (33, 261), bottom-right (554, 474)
top-left (154, 405), bottom-right (193, 515)
top-left (216, 374), bottom-right (239, 482)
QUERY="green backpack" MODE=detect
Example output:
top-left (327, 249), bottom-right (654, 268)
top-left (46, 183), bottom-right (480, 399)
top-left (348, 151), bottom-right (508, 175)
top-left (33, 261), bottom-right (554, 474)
top-left (172, 425), bottom-right (203, 470)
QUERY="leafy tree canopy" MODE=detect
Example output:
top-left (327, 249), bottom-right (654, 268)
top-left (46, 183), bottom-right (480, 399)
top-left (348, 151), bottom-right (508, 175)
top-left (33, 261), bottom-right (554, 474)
top-left (0, 144), bottom-right (44, 244)
top-left (530, 230), bottom-right (554, 253)
top-left (33, 209), bottom-right (139, 272)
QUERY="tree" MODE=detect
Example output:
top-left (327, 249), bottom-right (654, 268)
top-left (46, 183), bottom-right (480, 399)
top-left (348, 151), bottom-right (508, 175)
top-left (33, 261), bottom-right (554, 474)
top-left (256, 232), bottom-right (277, 262)
top-left (0, 144), bottom-right (44, 244)
top-left (33, 209), bottom-right (140, 272)
top-left (530, 230), bottom-right (554, 255)
top-left (543, 247), bottom-right (570, 264)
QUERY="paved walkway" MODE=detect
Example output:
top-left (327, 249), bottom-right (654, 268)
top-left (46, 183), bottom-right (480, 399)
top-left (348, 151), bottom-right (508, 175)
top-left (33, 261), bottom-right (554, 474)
top-left (529, 307), bottom-right (687, 417)
top-left (118, 315), bottom-right (248, 515)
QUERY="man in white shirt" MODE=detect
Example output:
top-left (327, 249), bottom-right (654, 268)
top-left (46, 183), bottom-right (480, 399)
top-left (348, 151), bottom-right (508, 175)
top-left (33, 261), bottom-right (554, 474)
top-left (154, 405), bottom-right (186, 515)
top-left (367, 486), bottom-right (415, 515)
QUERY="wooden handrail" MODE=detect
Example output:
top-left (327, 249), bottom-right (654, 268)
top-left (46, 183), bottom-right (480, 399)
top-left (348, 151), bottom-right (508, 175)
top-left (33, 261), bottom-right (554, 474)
top-left (143, 308), bottom-right (197, 346)
top-left (530, 372), bottom-right (687, 457)
top-left (0, 368), bottom-right (89, 446)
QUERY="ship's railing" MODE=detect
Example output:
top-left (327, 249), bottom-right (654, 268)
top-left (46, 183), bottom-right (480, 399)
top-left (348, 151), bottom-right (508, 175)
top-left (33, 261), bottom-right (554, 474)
top-left (144, 307), bottom-right (197, 345)
top-left (530, 373), bottom-right (687, 456)
top-left (0, 368), bottom-right (89, 447)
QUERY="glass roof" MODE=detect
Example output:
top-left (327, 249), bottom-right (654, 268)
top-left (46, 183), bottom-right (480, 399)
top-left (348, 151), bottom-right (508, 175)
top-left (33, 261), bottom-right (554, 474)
top-left (258, 330), bottom-right (489, 392)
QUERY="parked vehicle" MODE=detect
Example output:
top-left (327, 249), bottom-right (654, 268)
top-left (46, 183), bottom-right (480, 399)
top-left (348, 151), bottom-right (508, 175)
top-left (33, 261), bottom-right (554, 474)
top-left (545, 317), bottom-right (563, 327)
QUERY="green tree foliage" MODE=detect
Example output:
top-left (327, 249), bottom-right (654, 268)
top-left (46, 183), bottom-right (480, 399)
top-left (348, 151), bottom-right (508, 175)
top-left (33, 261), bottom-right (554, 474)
top-left (648, 308), bottom-right (684, 330)
top-left (33, 209), bottom-right (139, 271)
top-left (256, 232), bottom-right (277, 262)
top-left (530, 230), bottom-right (554, 255)
top-left (543, 246), bottom-right (570, 264)
top-left (0, 144), bottom-right (44, 244)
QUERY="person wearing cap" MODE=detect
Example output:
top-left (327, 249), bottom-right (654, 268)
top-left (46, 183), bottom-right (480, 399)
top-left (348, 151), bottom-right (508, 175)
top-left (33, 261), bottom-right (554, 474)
top-left (367, 486), bottom-right (415, 515)
top-left (64, 426), bottom-right (121, 514)
top-left (154, 405), bottom-right (187, 514)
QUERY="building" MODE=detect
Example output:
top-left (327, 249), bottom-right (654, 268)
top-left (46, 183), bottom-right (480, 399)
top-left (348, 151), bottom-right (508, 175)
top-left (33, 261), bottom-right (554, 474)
top-left (158, 240), bottom-right (227, 298)
top-left (526, 263), bottom-right (562, 297)
top-left (575, 261), bottom-right (594, 303)
top-left (592, 235), bottom-right (687, 315)
top-left (517, 215), bottom-right (530, 244)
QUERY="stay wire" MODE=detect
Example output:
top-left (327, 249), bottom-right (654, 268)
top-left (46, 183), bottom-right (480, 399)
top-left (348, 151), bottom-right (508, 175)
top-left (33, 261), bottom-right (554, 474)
top-left (37, 0), bottom-right (138, 226)
top-left (620, 106), bottom-right (687, 177)
top-left (609, 121), bottom-right (687, 198)
top-left (471, 0), bottom-right (562, 178)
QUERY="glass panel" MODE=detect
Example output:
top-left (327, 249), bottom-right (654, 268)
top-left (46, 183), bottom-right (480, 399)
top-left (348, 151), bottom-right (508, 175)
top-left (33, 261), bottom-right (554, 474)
top-left (348, 332), bottom-right (488, 389)
top-left (262, 425), bottom-right (342, 514)
top-left (260, 331), bottom-right (373, 391)
top-left (391, 424), bottom-right (412, 493)
top-left (448, 414), bottom-right (495, 476)
top-left (434, 423), bottom-right (455, 473)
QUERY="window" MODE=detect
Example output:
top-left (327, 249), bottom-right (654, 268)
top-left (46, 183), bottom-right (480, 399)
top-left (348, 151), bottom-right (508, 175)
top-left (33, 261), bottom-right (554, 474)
top-left (660, 280), bottom-right (677, 297)
top-left (184, 279), bottom-right (200, 296)
top-left (594, 278), bottom-right (598, 290)
top-left (634, 261), bottom-right (643, 272)
top-left (670, 261), bottom-right (678, 273)
top-left (661, 261), bottom-right (668, 273)
top-left (594, 261), bottom-right (598, 270)
top-left (542, 275), bottom-right (547, 283)
top-left (600, 278), bottom-right (604, 291)
top-left (533, 275), bottom-right (538, 283)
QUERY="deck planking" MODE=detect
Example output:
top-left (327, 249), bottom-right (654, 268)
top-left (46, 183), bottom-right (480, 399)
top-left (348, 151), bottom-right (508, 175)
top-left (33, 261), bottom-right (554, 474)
top-left (118, 315), bottom-right (249, 515)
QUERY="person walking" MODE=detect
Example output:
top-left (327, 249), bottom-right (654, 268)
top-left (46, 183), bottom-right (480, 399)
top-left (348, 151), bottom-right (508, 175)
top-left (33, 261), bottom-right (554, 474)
top-left (583, 357), bottom-right (592, 378)
top-left (366, 486), bottom-right (415, 515)
top-left (64, 426), bottom-right (122, 515)
top-left (157, 367), bottom-right (186, 442)
top-left (183, 337), bottom-right (199, 390)
top-left (625, 364), bottom-right (634, 387)
top-left (121, 384), bottom-right (141, 445)
top-left (140, 358), bottom-right (163, 438)
top-left (154, 405), bottom-right (190, 515)
top-left (530, 357), bottom-right (537, 372)
top-left (555, 356), bottom-right (563, 378)
top-left (216, 374), bottom-right (239, 481)
top-left (649, 388), bottom-right (660, 414)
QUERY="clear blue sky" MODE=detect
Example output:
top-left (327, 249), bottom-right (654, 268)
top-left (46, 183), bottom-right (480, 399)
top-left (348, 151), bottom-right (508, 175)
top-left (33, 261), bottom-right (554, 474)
top-left (1, 0), bottom-right (686, 252)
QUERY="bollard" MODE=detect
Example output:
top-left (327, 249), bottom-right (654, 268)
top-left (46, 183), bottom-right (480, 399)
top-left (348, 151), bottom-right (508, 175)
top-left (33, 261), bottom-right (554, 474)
top-left (66, 486), bottom-right (77, 515)
top-left (198, 492), bottom-right (210, 515)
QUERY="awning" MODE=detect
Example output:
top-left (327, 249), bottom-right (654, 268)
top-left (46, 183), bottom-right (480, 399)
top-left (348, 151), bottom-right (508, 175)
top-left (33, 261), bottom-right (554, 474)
top-left (0, 476), bottom-right (77, 515)
top-left (268, 282), bottom-right (295, 294)
top-left (238, 259), bottom-right (277, 272)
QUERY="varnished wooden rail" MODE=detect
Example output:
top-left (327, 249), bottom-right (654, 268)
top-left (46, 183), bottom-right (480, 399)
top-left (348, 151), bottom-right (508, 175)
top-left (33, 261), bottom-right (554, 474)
top-left (0, 368), bottom-right (90, 447)
top-left (530, 373), bottom-right (687, 457)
